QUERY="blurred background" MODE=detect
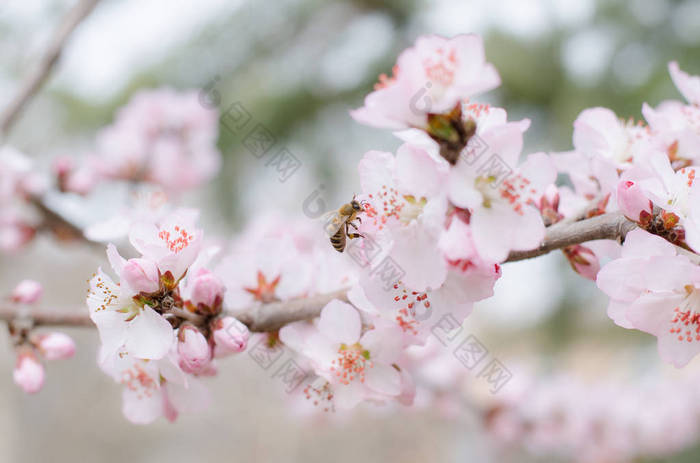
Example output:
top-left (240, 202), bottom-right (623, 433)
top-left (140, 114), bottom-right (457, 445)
top-left (1, 0), bottom-right (700, 461)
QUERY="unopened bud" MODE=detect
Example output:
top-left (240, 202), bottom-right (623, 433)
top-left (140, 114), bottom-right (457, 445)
top-left (212, 316), bottom-right (249, 357)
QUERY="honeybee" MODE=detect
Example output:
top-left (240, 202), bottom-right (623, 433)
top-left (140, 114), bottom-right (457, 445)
top-left (323, 196), bottom-right (366, 252)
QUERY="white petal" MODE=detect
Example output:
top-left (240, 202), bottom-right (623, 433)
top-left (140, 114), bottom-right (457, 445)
top-left (318, 300), bottom-right (361, 345)
top-left (125, 306), bottom-right (174, 360)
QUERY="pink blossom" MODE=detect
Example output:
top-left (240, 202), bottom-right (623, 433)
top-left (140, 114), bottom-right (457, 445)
top-left (177, 325), bottom-right (212, 374)
top-left (597, 229), bottom-right (700, 366)
top-left (11, 279), bottom-right (43, 304)
top-left (351, 34), bottom-right (500, 130)
top-left (617, 179), bottom-right (653, 223)
top-left (121, 258), bottom-right (160, 294)
top-left (562, 244), bottom-right (600, 281)
top-left (187, 268), bottom-right (224, 312)
top-left (87, 256), bottom-right (174, 361)
top-left (13, 350), bottom-right (44, 394)
top-left (129, 209), bottom-right (203, 280)
top-left (100, 347), bottom-right (210, 424)
top-left (94, 88), bottom-right (221, 193)
top-left (629, 152), bottom-right (700, 251)
top-left (280, 300), bottom-right (405, 409)
top-left (357, 144), bottom-right (449, 291)
top-left (573, 107), bottom-right (652, 167)
top-left (448, 146), bottom-right (556, 262)
top-left (35, 332), bottom-right (76, 360)
top-left (212, 316), bottom-right (248, 356)
top-left (217, 230), bottom-right (313, 312)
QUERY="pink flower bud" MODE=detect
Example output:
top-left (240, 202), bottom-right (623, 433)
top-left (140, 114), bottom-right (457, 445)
top-left (36, 332), bottom-right (76, 360)
top-left (563, 245), bottom-right (600, 281)
top-left (189, 269), bottom-right (224, 312)
top-left (122, 258), bottom-right (160, 294)
top-left (13, 351), bottom-right (44, 394)
top-left (11, 280), bottom-right (42, 304)
top-left (177, 325), bottom-right (212, 374)
top-left (212, 316), bottom-right (249, 357)
top-left (617, 180), bottom-right (653, 224)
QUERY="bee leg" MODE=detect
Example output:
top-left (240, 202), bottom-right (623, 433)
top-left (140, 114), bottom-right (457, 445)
top-left (357, 217), bottom-right (362, 224)
top-left (348, 221), bottom-right (359, 231)
top-left (345, 222), bottom-right (364, 239)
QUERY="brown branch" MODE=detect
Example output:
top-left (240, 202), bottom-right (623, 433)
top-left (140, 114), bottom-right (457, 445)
top-left (0, 0), bottom-right (101, 136)
top-left (0, 212), bottom-right (682, 331)
top-left (30, 196), bottom-right (104, 251)
top-left (505, 212), bottom-right (636, 262)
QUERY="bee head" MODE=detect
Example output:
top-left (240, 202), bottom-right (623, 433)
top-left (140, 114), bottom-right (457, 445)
top-left (351, 194), bottom-right (367, 212)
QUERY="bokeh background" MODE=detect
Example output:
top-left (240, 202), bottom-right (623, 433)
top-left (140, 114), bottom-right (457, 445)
top-left (1, 0), bottom-right (700, 461)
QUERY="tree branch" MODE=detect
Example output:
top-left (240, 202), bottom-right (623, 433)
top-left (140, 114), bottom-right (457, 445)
top-left (505, 212), bottom-right (636, 262)
top-left (0, 0), bottom-right (101, 137)
top-left (0, 212), bottom-right (683, 331)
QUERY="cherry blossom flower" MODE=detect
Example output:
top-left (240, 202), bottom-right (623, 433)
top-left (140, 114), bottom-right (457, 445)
top-left (128, 209), bottom-right (203, 281)
top-left (87, 248), bottom-right (174, 362)
top-left (357, 144), bottom-right (449, 291)
top-left (280, 300), bottom-right (407, 409)
top-left (638, 63), bottom-right (700, 168)
top-left (216, 224), bottom-right (315, 312)
top-left (629, 152), bottom-right (700, 251)
top-left (448, 144), bottom-right (556, 262)
top-left (351, 34), bottom-right (500, 130)
top-left (573, 107), bottom-right (652, 168)
top-left (100, 347), bottom-right (210, 424)
top-left (597, 229), bottom-right (700, 366)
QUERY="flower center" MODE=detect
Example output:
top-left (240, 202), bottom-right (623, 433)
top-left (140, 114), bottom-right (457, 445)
top-left (423, 47), bottom-right (458, 88)
top-left (158, 225), bottom-right (193, 253)
top-left (303, 380), bottom-right (335, 413)
top-left (330, 343), bottom-right (372, 385)
top-left (390, 281), bottom-right (431, 335)
top-left (364, 186), bottom-right (427, 229)
top-left (670, 286), bottom-right (700, 342)
top-left (243, 271), bottom-right (281, 303)
top-left (121, 363), bottom-right (157, 399)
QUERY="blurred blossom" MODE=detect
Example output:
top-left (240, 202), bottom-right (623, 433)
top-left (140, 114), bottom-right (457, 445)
top-left (11, 279), bottom-right (43, 304)
top-left (93, 88), bottom-right (221, 194)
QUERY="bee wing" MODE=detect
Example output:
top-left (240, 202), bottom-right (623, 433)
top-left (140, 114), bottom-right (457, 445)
top-left (320, 210), bottom-right (345, 237)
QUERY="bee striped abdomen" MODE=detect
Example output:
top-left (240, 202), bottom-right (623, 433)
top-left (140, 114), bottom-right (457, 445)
top-left (330, 228), bottom-right (346, 252)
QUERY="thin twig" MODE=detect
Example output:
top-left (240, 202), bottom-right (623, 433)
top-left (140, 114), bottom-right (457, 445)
top-left (0, 0), bottom-right (101, 137)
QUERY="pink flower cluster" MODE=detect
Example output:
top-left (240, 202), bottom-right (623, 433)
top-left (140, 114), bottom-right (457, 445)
top-left (484, 368), bottom-right (700, 463)
top-left (62, 88), bottom-right (221, 197)
top-left (87, 210), bottom-right (248, 423)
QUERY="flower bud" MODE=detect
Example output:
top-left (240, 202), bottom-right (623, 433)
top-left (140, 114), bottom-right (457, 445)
top-left (617, 180), bottom-right (653, 225)
top-left (563, 244), bottom-right (600, 281)
top-left (13, 350), bottom-right (44, 394)
top-left (11, 280), bottom-right (42, 304)
top-left (177, 324), bottom-right (212, 374)
top-left (122, 258), bottom-right (160, 294)
top-left (189, 269), bottom-right (224, 312)
top-left (36, 332), bottom-right (76, 360)
top-left (212, 316), bottom-right (249, 357)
